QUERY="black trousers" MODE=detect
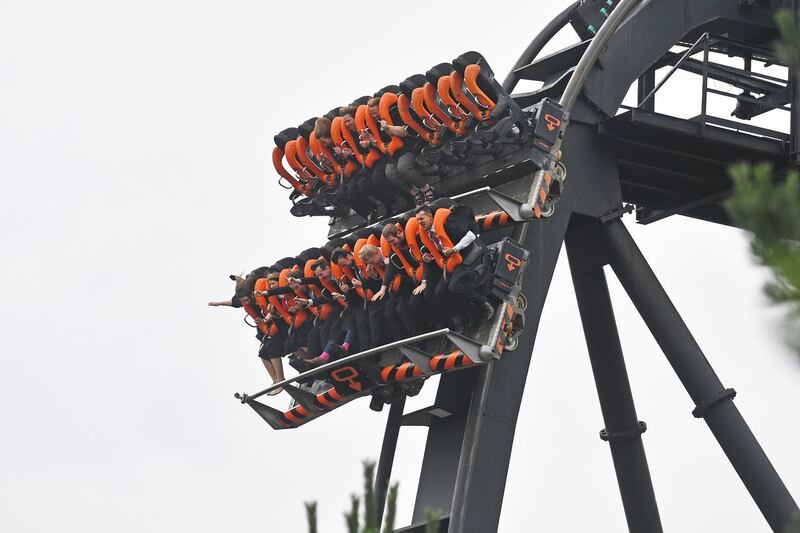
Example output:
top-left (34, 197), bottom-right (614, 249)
top-left (358, 162), bottom-right (403, 210)
top-left (446, 263), bottom-right (489, 313)
top-left (338, 173), bottom-right (376, 219)
top-left (285, 320), bottom-right (311, 353)
top-left (349, 306), bottom-right (372, 354)
top-left (389, 278), bottom-right (420, 335)
top-left (307, 311), bottom-right (342, 357)
top-left (367, 298), bottom-right (390, 347)
top-left (408, 287), bottom-right (437, 333)
top-left (426, 269), bottom-right (459, 319)
top-left (383, 292), bottom-right (410, 340)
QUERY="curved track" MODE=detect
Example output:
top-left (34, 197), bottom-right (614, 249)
top-left (397, 2), bottom-right (799, 532)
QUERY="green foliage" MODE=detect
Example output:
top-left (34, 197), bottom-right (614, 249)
top-left (345, 494), bottom-right (360, 533)
top-left (774, 9), bottom-right (800, 67)
top-left (305, 501), bottom-right (318, 533)
top-left (726, 162), bottom-right (800, 352)
top-left (722, 9), bottom-right (800, 356)
top-left (306, 459), bottom-right (436, 533)
top-left (424, 509), bottom-right (442, 533)
top-left (362, 461), bottom-right (378, 532)
top-left (382, 483), bottom-right (399, 533)
top-left (785, 511), bottom-right (800, 533)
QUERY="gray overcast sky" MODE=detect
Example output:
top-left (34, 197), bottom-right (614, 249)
top-left (1, 1), bottom-right (798, 532)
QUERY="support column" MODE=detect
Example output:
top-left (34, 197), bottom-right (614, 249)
top-left (566, 222), bottom-right (662, 533)
top-left (446, 123), bottom-right (614, 533)
top-left (637, 68), bottom-right (656, 112)
top-left (603, 218), bottom-right (798, 533)
top-left (411, 369), bottom-right (475, 523)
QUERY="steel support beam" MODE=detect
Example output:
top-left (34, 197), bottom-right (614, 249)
top-left (438, 124), bottom-right (614, 533)
top-left (411, 370), bottom-right (475, 522)
top-left (637, 68), bottom-right (656, 112)
top-left (566, 221), bottom-right (663, 533)
top-left (444, 209), bottom-right (572, 533)
top-left (602, 218), bottom-right (798, 532)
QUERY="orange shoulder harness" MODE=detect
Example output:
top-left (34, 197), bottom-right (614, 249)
top-left (272, 146), bottom-right (313, 197)
top-left (397, 93), bottom-right (436, 145)
top-left (377, 93), bottom-right (406, 157)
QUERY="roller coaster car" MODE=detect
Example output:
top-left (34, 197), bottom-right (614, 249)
top-left (237, 236), bottom-right (530, 431)
top-left (277, 51), bottom-right (551, 223)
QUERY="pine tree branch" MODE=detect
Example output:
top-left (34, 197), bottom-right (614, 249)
top-left (363, 460), bottom-right (377, 532)
top-left (305, 501), bottom-right (318, 533)
top-left (425, 509), bottom-right (441, 533)
top-left (346, 494), bottom-right (360, 533)
top-left (382, 483), bottom-right (399, 533)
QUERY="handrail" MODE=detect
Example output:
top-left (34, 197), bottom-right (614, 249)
top-left (238, 328), bottom-right (452, 402)
top-left (637, 33), bottom-right (710, 110)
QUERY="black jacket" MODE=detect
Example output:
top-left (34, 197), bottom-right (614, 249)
top-left (443, 204), bottom-right (477, 246)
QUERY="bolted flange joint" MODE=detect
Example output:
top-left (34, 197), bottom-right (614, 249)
top-left (599, 421), bottom-right (647, 442)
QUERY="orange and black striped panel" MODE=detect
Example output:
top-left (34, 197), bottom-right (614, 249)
top-left (475, 210), bottom-right (511, 232)
top-left (278, 386), bottom-right (350, 428)
top-left (380, 361), bottom-right (424, 382)
top-left (430, 350), bottom-right (473, 372)
top-left (379, 349), bottom-right (474, 383)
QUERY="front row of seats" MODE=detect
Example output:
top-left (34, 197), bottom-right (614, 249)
top-left (271, 51), bottom-right (531, 221)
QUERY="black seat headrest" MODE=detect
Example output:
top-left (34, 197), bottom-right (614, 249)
top-left (340, 234), bottom-right (358, 248)
top-left (274, 127), bottom-right (299, 150)
top-left (375, 85), bottom-right (401, 97)
top-left (352, 227), bottom-right (377, 240)
top-left (297, 118), bottom-right (317, 139)
top-left (400, 74), bottom-right (427, 98)
top-left (324, 107), bottom-right (341, 121)
top-left (323, 239), bottom-right (349, 257)
top-left (425, 63), bottom-right (454, 85)
top-left (271, 257), bottom-right (297, 271)
top-left (296, 247), bottom-right (324, 264)
top-left (351, 95), bottom-right (370, 106)
top-left (452, 51), bottom-right (493, 78)
top-left (248, 266), bottom-right (272, 279)
top-left (386, 213), bottom-right (412, 227)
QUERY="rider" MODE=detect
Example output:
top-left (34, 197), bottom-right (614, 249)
top-left (330, 247), bottom-right (375, 349)
top-left (358, 242), bottom-right (417, 336)
top-left (330, 247), bottom-right (392, 347)
top-left (379, 222), bottom-right (447, 329)
top-left (209, 272), bottom-right (287, 394)
top-left (313, 115), bottom-right (379, 219)
top-left (415, 204), bottom-right (494, 325)
top-left (366, 96), bottom-right (436, 206)
top-left (297, 258), bottom-right (356, 367)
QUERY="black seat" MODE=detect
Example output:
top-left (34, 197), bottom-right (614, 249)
top-left (400, 74), bottom-right (426, 98)
top-left (274, 127), bottom-right (299, 151)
